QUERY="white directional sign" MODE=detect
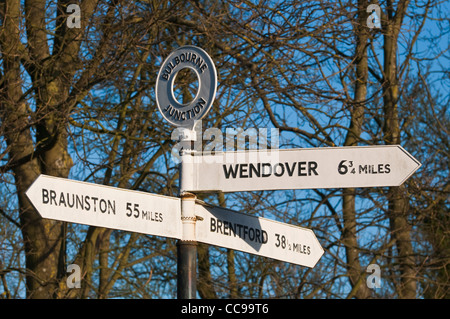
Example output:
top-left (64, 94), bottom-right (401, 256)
top-left (26, 175), bottom-right (182, 239)
top-left (182, 145), bottom-right (421, 193)
top-left (195, 202), bottom-right (324, 268)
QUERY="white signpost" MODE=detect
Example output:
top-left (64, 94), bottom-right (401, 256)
top-left (26, 175), bottom-right (182, 240)
top-left (182, 145), bottom-right (421, 193)
top-left (195, 202), bottom-right (324, 268)
top-left (24, 47), bottom-right (423, 299)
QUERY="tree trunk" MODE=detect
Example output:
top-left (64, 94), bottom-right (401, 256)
top-left (0, 0), bottom-right (83, 298)
top-left (0, 0), bottom-right (61, 299)
top-left (382, 0), bottom-right (416, 298)
top-left (341, 0), bottom-right (372, 299)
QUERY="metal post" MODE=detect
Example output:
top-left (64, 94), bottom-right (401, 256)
top-left (177, 193), bottom-right (197, 299)
top-left (177, 244), bottom-right (196, 297)
top-left (177, 128), bottom-right (197, 299)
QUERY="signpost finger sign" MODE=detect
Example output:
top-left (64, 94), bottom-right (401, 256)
top-left (195, 202), bottom-right (324, 268)
top-left (26, 175), bottom-right (182, 239)
top-left (181, 145), bottom-right (421, 193)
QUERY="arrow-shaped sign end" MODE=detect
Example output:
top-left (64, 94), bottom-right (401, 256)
top-left (25, 174), bottom-right (46, 218)
top-left (395, 145), bottom-right (422, 186)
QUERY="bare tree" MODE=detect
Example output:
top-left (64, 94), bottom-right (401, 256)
top-left (0, 0), bottom-right (447, 299)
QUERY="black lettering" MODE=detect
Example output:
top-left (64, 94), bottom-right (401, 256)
top-left (223, 221), bottom-right (229, 235)
top-left (50, 190), bottom-right (57, 206)
top-left (249, 227), bottom-right (255, 241)
top-left (91, 197), bottom-right (98, 212)
top-left (99, 199), bottom-right (107, 213)
top-left (229, 222), bottom-right (235, 237)
top-left (67, 193), bottom-right (74, 208)
top-left (194, 105), bottom-right (200, 113)
top-left (385, 164), bottom-right (391, 173)
top-left (285, 162), bottom-right (296, 176)
top-left (308, 161), bottom-right (318, 175)
top-left (198, 97), bottom-right (206, 107)
top-left (262, 163), bottom-right (272, 177)
top-left (209, 218), bottom-right (268, 244)
top-left (255, 228), bottom-right (261, 243)
top-left (42, 189), bottom-right (49, 204)
top-left (262, 230), bottom-right (268, 244)
top-left (168, 106), bottom-right (175, 117)
top-left (249, 163), bottom-right (260, 177)
top-left (108, 200), bottom-right (115, 215)
top-left (359, 165), bottom-right (368, 173)
top-left (217, 219), bottom-right (223, 234)
top-left (243, 226), bottom-right (248, 240)
top-left (240, 164), bottom-right (249, 178)
top-left (59, 192), bottom-right (67, 207)
top-left (236, 224), bottom-right (243, 237)
top-left (76, 194), bottom-right (83, 210)
top-left (298, 162), bottom-right (307, 176)
top-left (174, 110), bottom-right (180, 121)
top-left (84, 196), bottom-right (91, 211)
top-left (274, 163), bottom-right (285, 177)
top-left (196, 57), bottom-right (203, 67)
top-left (223, 165), bottom-right (239, 179)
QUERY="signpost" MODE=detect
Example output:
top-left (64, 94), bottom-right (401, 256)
top-left (155, 45), bottom-right (219, 298)
top-left (25, 46), bottom-right (422, 300)
top-left (195, 202), bottom-right (324, 268)
top-left (26, 174), bottom-right (182, 240)
top-left (181, 145), bottom-right (421, 193)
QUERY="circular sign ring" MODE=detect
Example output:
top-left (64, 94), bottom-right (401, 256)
top-left (156, 46), bottom-right (217, 130)
top-left (169, 66), bottom-right (200, 107)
